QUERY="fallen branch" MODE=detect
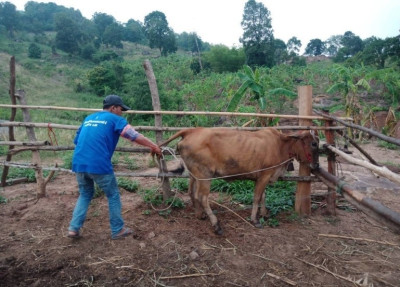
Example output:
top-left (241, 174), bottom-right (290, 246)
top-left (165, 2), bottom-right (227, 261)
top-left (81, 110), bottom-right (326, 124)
top-left (159, 272), bottom-right (223, 280)
top-left (265, 272), bottom-right (297, 286)
top-left (115, 265), bottom-right (147, 273)
top-left (251, 253), bottom-right (286, 266)
top-left (296, 258), bottom-right (363, 286)
top-left (211, 200), bottom-right (254, 228)
top-left (318, 234), bottom-right (400, 247)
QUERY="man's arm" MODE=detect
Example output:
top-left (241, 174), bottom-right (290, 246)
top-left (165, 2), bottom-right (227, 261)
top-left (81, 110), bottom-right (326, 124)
top-left (120, 125), bottom-right (161, 155)
top-left (134, 134), bottom-right (161, 155)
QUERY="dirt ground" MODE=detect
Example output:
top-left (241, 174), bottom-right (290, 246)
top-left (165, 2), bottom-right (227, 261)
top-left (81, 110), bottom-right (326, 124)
top-left (1, 140), bottom-right (400, 287)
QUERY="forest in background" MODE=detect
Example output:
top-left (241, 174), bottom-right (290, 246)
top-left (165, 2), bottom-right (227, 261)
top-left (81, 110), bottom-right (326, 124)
top-left (0, 0), bottom-right (399, 131)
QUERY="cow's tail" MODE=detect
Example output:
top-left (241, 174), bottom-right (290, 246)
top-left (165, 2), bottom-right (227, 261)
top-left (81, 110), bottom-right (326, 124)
top-left (155, 129), bottom-right (193, 174)
top-left (159, 129), bottom-right (192, 147)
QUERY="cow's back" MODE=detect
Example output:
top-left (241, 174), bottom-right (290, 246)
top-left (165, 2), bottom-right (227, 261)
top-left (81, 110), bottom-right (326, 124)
top-left (177, 128), bottom-right (285, 179)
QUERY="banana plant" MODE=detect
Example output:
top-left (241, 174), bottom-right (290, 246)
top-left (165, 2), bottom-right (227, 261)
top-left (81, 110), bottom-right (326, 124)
top-left (227, 65), bottom-right (296, 113)
top-left (327, 64), bottom-right (370, 119)
top-left (227, 65), bottom-right (265, 112)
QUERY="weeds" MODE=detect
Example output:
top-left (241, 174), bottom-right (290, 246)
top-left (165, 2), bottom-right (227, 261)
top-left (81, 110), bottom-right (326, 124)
top-left (117, 178), bottom-right (139, 192)
top-left (211, 178), bottom-right (297, 223)
top-left (171, 178), bottom-right (189, 192)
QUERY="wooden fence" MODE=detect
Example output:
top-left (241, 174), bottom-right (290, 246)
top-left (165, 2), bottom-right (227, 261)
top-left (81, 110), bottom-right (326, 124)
top-left (1, 57), bottom-right (400, 232)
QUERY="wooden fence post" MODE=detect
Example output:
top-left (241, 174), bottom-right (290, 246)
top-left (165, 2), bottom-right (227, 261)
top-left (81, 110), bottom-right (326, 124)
top-left (15, 90), bottom-right (54, 198)
top-left (143, 59), bottom-right (171, 200)
top-left (295, 86), bottom-right (312, 215)
top-left (323, 109), bottom-right (336, 215)
top-left (1, 56), bottom-right (16, 186)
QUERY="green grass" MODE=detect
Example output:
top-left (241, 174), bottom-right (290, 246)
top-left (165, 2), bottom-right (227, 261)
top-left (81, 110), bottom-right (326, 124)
top-left (211, 179), bottom-right (297, 221)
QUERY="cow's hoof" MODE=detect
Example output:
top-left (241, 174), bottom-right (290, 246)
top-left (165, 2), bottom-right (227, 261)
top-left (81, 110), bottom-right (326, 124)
top-left (254, 222), bottom-right (263, 229)
top-left (214, 225), bottom-right (223, 235)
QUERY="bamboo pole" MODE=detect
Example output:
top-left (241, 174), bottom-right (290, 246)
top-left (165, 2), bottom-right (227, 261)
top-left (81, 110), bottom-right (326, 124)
top-left (295, 86), bottom-right (312, 215)
top-left (0, 104), bottom-right (353, 121)
top-left (0, 141), bottom-right (51, 146)
top-left (0, 121), bottom-right (345, 131)
top-left (0, 161), bottom-right (320, 182)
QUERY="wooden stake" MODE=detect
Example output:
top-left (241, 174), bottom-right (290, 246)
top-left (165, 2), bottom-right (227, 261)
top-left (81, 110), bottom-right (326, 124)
top-left (323, 109), bottom-right (336, 215)
top-left (16, 90), bottom-right (47, 198)
top-left (295, 86), bottom-right (312, 215)
top-left (1, 56), bottom-right (16, 187)
top-left (143, 59), bottom-right (171, 199)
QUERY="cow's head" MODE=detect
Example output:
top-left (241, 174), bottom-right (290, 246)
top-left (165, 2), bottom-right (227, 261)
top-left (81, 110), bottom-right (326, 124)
top-left (288, 130), bottom-right (319, 165)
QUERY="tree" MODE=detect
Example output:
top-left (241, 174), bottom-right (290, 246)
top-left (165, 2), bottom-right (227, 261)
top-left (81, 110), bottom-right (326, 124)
top-left (54, 13), bottom-right (83, 54)
top-left (160, 29), bottom-right (177, 56)
top-left (287, 37), bottom-right (302, 55)
top-left (240, 0), bottom-right (275, 67)
top-left (383, 34), bottom-right (400, 67)
top-left (92, 13), bottom-right (116, 45)
top-left (359, 36), bottom-right (386, 68)
top-left (123, 19), bottom-right (146, 44)
top-left (0, 2), bottom-right (19, 37)
top-left (103, 22), bottom-right (124, 48)
top-left (341, 31), bottom-right (363, 57)
top-left (274, 38), bottom-right (288, 64)
top-left (325, 35), bottom-right (342, 56)
top-left (28, 43), bottom-right (41, 58)
top-left (144, 11), bottom-right (177, 56)
top-left (305, 39), bottom-right (325, 56)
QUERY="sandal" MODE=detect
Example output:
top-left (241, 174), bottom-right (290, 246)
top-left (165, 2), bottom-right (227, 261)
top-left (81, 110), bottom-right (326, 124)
top-left (112, 227), bottom-right (133, 240)
top-left (67, 230), bottom-right (82, 239)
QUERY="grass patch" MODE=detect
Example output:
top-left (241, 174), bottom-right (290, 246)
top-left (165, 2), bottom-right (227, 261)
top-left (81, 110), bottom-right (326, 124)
top-left (211, 178), bottom-right (297, 223)
top-left (117, 178), bottom-right (139, 192)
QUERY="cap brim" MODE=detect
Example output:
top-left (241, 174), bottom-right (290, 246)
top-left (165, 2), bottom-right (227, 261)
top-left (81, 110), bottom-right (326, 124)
top-left (121, 104), bottom-right (130, 111)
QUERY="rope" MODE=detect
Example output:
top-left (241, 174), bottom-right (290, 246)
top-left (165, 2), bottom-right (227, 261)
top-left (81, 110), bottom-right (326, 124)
top-left (160, 147), bottom-right (294, 181)
top-left (47, 123), bottom-right (58, 147)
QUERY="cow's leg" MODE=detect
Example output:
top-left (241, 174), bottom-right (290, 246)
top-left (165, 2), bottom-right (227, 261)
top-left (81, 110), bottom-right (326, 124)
top-left (197, 180), bottom-right (223, 235)
top-left (260, 191), bottom-right (267, 218)
top-left (251, 176), bottom-right (271, 227)
top-left (190, 177), bottom-right (207, 220)
top-left (188, 176), bottom-right (196, 206)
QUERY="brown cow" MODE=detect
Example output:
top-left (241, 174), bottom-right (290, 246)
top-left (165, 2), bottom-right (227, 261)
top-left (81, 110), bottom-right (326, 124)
top-left (160, 127), bottom-right (319, 235)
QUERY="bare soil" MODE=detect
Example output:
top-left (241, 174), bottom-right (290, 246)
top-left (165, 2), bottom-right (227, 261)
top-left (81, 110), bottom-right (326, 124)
top-left (1, 141), bottom-right (400, 287)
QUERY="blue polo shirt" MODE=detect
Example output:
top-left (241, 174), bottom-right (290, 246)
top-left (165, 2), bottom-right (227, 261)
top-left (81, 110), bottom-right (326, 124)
top-left (72, 111), bottom-right (128, 174)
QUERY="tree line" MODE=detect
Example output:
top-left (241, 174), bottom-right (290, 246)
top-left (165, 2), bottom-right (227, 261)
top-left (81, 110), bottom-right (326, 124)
top-left (1, 0), bottom-right (399, 71)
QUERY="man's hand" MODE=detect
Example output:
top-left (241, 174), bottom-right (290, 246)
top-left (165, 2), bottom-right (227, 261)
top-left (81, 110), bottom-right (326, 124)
top-left (151, 145), bottom-right (162, 156)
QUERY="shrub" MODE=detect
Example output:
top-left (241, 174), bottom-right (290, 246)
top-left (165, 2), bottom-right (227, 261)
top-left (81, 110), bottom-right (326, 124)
top-left (28, 43), bottom-right (41, 59)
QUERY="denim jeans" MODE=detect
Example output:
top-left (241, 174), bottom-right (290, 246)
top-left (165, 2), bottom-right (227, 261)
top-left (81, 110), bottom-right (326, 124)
top-left (69, 172), bottom-right (124, 236)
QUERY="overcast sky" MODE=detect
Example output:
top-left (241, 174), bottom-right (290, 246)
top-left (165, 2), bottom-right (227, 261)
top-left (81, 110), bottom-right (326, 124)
top-left (11, 0), bottom-right (400, 51)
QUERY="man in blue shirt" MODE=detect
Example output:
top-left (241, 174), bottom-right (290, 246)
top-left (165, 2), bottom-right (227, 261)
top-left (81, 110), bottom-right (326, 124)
top-left (68, 95), bottom-right (161, 240)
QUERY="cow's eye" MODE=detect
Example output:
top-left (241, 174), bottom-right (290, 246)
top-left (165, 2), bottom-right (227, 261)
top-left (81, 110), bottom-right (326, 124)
top-left (311, 142), bottom-right (318, 148)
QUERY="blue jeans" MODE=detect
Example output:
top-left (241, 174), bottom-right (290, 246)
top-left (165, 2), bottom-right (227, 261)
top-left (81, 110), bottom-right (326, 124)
top-left (69, 172), bottom-right (124, 236)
